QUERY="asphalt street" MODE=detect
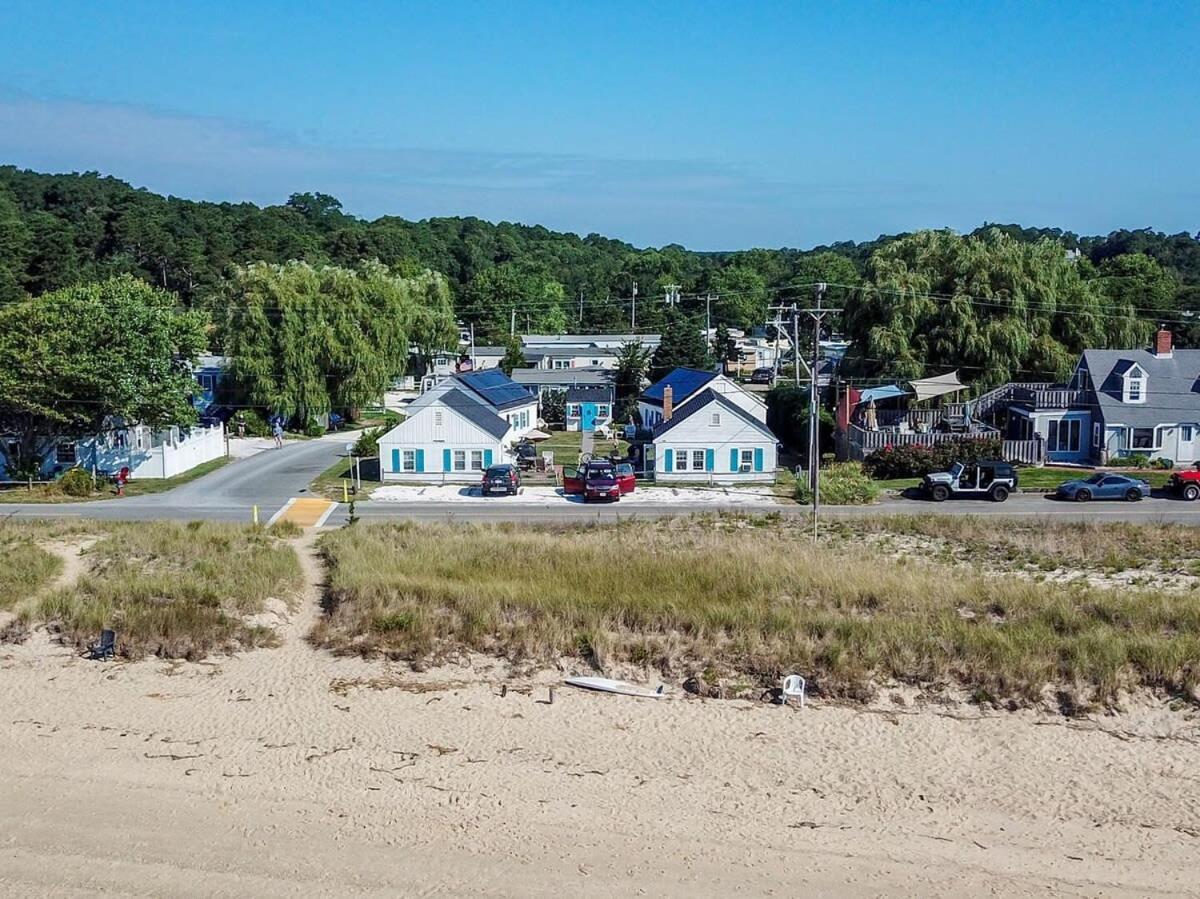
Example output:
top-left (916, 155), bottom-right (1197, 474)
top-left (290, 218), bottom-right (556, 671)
top-left (5, 438), bottom-right (1200, 526)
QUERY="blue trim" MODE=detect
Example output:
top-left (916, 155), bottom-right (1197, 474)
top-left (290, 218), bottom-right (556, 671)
top-left (753, 447), bottom-right (764, 472)
top-left (391, 448), bottom-right (400, 473)
top-left (705, 448), bottom-right (714, 472)
top-left (443, 448), bottom-right (452, 472)
top-left (664, 448), bottom-right (673, 472)
top-left (729, 447), bottom-right (739, 471)
top-left (415, 448), bottom-right (424, 473)
top-left (483, 449), bottom-right (493, 467)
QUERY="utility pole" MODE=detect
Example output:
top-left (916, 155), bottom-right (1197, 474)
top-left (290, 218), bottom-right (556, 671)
top-left (470, 322), bottom-right (476, 369)
top-left (705, 292), bottom-right (712, 338)
top-left (510, 308), bottom-right (516, 337)
top-left (630, 280), bottom-right (638, 330)
top-left (578, 288), bottom-right (584, 326)
top-left (792, 305), bottom-right (801, 387)
top-left (804, 283), bottom-right (830, 540)
top-left (663, 283), bottom-right (681, 309)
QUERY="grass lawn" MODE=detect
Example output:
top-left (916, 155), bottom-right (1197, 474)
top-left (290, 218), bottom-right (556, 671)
top-left (311, 456), bottom-right (380, 501)
top-left (0, 456), bottom-right (232, 504)
top-left (875, 466), bottom-right (1175, 492)
top-left (534, 429), bottom-right (629, 467)
top-left (314, 517), bottom-right (1200, 706)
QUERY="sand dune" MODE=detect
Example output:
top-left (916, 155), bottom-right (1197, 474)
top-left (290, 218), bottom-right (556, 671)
top-left (1, 539), bottom-right (1197, 897)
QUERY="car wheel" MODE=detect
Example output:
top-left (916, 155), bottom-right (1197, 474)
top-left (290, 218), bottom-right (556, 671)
top-left (930, 485), bottom-right (949, 502)
top-left (990, 485), bottom-right (1009, 502)
top-left (1125, 488), bottom-right (1142, 502)
top-left (509, 488), bottom-right (516, 495)
top-left (1185, 485), bottom-right (1200, 502)
top-left (1074, 489), bottom-right (1091, 502)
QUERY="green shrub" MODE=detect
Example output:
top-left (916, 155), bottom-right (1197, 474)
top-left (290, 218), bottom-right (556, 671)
top-left (234, 410), bottom-right (270, 437)
top-left (862, 437), bottom-right (1002, 480)
top-left (58, 468), bottom-right (94, 497)
top-left (795, 463), bottom-right (880, 505)
top-left (304, 419), bottom-right (326, 438)
top-left (1107, 453), bottom-right (1150, 468)
top-left (354, 426), bottom-right (387, 457)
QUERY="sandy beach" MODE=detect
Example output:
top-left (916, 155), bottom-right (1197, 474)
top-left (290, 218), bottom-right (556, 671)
top-left (2, 539), bottom-right (1198, 898)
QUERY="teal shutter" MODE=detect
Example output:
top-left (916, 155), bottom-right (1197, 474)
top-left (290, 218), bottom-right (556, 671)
top-left (391, 448), bottom-right (400, 473)
top-left (729, 448), bottom-right (739, 471)
top-left (443, 448), bottom-right (452, 471)
top-left (664, 448), bottom-right (673, 472)
top-left (483, 449), bottom-right (493, 467)
top-left (705, 448), bottom-right (714, 472)
top-left (415, 449), bottom-right (424, 473)
top-left (754, 447), bottom-right (764, 472)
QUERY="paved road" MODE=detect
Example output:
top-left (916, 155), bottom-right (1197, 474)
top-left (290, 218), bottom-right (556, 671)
top-left (5, 439), bottom-right (1200, 526)
top-left (1, 437), bottom-right (345, 523)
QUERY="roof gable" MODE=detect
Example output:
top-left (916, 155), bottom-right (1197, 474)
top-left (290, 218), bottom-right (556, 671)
top-left (651, 388), bottom-right (774, 440)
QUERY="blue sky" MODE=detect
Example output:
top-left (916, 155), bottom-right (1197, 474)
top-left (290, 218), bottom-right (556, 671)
top-left (0, 1), bottom-right (1196, 250)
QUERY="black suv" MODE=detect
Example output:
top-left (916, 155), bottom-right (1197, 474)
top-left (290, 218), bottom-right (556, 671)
top-left (481, 464), bottom-right (521, 496)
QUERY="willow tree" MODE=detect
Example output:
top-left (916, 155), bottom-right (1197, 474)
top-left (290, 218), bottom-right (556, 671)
top-left (218, 261), bottom-right (454, 424)
top-left (841, 229), bottom-right (1148, 388)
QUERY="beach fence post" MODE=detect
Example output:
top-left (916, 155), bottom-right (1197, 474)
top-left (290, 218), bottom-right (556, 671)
top-left (252, 504), bottom-right (259, 526)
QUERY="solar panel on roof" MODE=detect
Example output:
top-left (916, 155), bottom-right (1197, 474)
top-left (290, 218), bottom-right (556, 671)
top-left (456, 369), bottom-right (534, 409)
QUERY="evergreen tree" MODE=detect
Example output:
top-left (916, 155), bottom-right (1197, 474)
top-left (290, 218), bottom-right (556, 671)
top-left (650, 310), bottom-right (712, 382)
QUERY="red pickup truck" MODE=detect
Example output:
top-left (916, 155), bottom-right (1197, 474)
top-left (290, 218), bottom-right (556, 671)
top-left (1168, 463), bottom-right (1200, 501)
top-left (563, 461), bottom-right (635, 502)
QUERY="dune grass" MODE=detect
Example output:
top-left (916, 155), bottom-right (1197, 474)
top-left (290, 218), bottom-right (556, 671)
top-left (315, 518), bottom-right (1200, 706)
top-left (29, 522), bottom-right (303, 659)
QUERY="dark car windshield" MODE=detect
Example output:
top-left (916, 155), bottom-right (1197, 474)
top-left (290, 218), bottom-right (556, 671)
top-left (485, 466), bottom-right (512, 477)
top-left (587, 464), bottom-right (616, 479)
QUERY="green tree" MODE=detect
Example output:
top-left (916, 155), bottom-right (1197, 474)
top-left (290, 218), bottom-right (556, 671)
top-left (613, 341), bottom-right (653, 421)
top-left (1097, 253), bottom-right (1178, 317)
top-left (0, 276), bottom-right (207, 477)
top-left (842, 229), bottom-right (1147, 387)
top-left (649, 310), bottom-right (712, 382)
top-left (708, 265), bottom-right (768, 329)
top-left (500, 337), bottom-right (526, 375)
top-left (218, 261), bottom-right (448, 425)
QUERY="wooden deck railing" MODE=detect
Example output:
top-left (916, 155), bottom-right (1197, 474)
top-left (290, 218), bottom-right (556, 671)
top-left (846, 423), bottom-right (1044, 465)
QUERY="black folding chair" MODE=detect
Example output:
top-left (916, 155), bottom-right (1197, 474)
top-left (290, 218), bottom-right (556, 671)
top-left (85, 629), bottom-right (116, 660)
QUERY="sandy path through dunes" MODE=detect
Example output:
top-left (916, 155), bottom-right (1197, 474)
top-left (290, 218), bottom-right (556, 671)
top-left (0, 536), bottom-right (1198, 896)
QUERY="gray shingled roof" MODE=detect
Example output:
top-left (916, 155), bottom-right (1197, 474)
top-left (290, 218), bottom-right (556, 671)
top-left (651, 388), bottom-right (774, 440)
top-left (1082, 348), bottom-right (1200, 429)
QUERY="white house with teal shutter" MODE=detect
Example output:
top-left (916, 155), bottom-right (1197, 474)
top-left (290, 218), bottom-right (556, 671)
top-left (650, 388), bottom-right (777, 484)
top-left (377, 386), bottom-right (513, 483)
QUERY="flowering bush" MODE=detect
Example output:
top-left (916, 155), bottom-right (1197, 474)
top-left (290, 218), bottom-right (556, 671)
top-left (863, 437), bottom-right (1003, 480)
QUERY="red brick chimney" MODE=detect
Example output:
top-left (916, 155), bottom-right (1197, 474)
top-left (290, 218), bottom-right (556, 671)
top-left (1155, 328), bottom-right (1173, 359)
top-left (663, 385), bottom-right (674, 421)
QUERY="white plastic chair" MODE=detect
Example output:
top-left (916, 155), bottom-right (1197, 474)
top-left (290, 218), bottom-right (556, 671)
top-left (782, 674), bottom-right (806, 709)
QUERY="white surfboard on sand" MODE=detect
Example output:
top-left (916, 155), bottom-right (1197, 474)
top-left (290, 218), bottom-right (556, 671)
top-left (564, 676), bottom-right (666, 698)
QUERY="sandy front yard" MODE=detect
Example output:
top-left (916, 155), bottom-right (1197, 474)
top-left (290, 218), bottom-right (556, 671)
top-left (371, 484), bottom-right (780, 505)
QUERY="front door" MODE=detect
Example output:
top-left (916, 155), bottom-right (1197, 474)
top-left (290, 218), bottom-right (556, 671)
top-left (562, 469), bottom-right (584, 494)
top-left (581, 403), bottom-right (597, 431)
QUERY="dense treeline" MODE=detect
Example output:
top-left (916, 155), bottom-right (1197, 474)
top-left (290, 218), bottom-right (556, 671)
top-left (1, 165), bottom-right (1199, 382)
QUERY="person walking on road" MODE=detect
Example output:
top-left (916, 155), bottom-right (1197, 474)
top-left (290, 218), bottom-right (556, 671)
top-left (272, 419), bottom-right (284, 449)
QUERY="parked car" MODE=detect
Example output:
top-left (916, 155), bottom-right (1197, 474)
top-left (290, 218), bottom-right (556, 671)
top-left (615, 462), bottom-right (637, 493)
top-left (1055, 472), bottom-right (1150, 502)
top-left (481, 463), bottom-right (521, 496)
top-left (749, 367), bottom-right (775, 385)
top-left (562, 460), bottom-right (634, 501)
top-left (1168, 463), bottom-right (1200, 501)
top-left (922, 460), bottom-right (1017, 502)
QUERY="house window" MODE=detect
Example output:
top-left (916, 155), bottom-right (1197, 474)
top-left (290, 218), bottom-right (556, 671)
top-left (566, 404), bottom-right (578, 417)
top-left (1127, 379), bottom-right (1143, 402)
top-left (739, 449), bottom-right (754, 472)
top-left (1092, 423), bottom-right (1102, 447)
top-left (692, 450), bottom-right (706, 470)
top-left (56, 441), bottom-right (77, 465)
top-left (402, 450), bottom-right (416, 472)
top-left (709, 412), bottom-right (721, 427)
top-left (597, 404), bottom-right (609, 418)
top-left (1048, 419), bottom-right (1081, 452)
top-left (1183, 425), bottom-right (1195, 442)
top-left (470, 450), bottom-right (484, 471)
top-left (453, 450), bottom-right (467, 471)
top-left (675, 449), bottom-right (689, 471)
top-left (1131, 427), bottom-right (1155, 449)
top-left (552, 359), bottom-right (571, 370)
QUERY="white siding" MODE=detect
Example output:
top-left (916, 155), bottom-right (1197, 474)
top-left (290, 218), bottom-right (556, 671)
top-left (706, 375), bottom-right (768, 423)
top-left (651, 400), bottom-right (776, 484)
top-left (377, 403), bottom-right (511, 483)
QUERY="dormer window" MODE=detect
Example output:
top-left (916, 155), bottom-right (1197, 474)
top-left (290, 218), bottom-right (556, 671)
top-left (1121, 364), bottom-right (1147, 404)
